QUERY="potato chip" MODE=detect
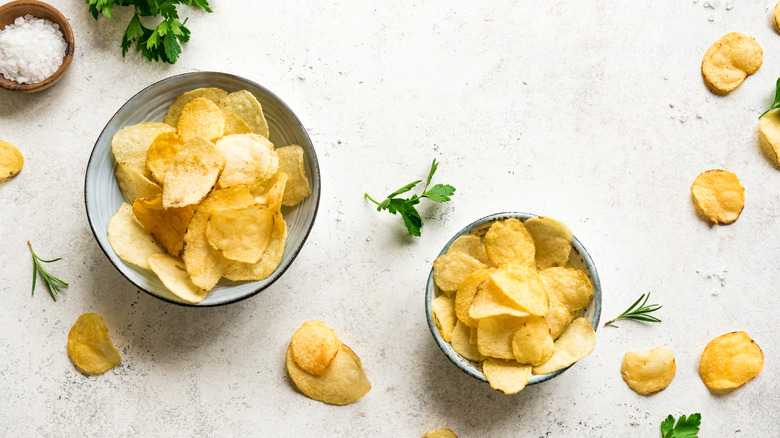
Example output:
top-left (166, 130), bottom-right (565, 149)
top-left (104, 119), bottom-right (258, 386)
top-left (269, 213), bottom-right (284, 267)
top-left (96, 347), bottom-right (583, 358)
top-left (223, 113), bottom-right (254, 136)
top-left (455, 268), bottom-right (491, 328)
top-left (177, 97), bottom-right (226, 143)
top-left (223, 212), bottom-right (288, 281)
top-left (469, 326), bottom-right (478, 345)
top-left (512, 316), bottom-right (554, 366)
top-left (0, 140), bottom-right (23, 180)
top-left (486, 265), bottom-right (548, 316)
top-left (450, 320), bottom-right (484, 362)
top-left (115, 162), bottom-right (163, 203)
top-left (484, 218), bottom-right (535, 267)
top-left (477, 316), bottom-right (526, 360)
top-left (133, 195), bottom-right (194, 257)
top-left (446, 235), bottom-right (490, 265)
top-left (215, 134), bottom-right (276, 188)
top-left (252, 172), bottom-right (288, 212)
top-left (286, 344), bottom-right (371, 405)
top-left (533, 317), bottom-right (596, 375)
top-left (702, 32), bottom-right (762, 93)
top-left (219, 90), bottom-right (270, 138)
top-left (107, 203), bottom-right (164, 270)
top-left (163, 87), bottom-right (228, 127)
top-left (539, 267), bottom-right (593, 315)
top-left (699, 331), bottom-right (763, 390)
top-left (433, 252), bottom-right (486, 293)
top-left (621, 345), bottom-right (676, 395)
top-left (67, 313), bottom-right (121, 375)
top-left (759, 110), bottom-right (780, 165)
top-left (206, 203), bottom-right (275, 263)
top-left (422, 428), bottom-right (458, 438)
top-left (691, 170), bottom-right (745, 224)
top-left (545, 293), bottom-right (572, 340)
top-left (162, 136), bottom-right (226, 208)
top-left (111, 122), bottom-right (175, 176)
top-left (775, 2), bottom-right (780, 31)
top-left (146, 132), bottom-right (183, 184)
top-left (482, 358), bottom-right (533, 395)
top-left (147, 253), bottom-right (207, 304)
top-left (469, 281), bottom-right (530, 320)
top-left (432, 294), bottom-right (457, 342)
top-left (291, 321), bottom-right (341, 376)
top-left (524, 216), bottom-right (572, 270)
top-left (276, 145), bottom-right (312, 207)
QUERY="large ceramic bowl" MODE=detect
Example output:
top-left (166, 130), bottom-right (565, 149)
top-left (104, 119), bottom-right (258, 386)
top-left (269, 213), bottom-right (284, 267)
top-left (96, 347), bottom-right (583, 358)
top-left (425, 212), bottom-right (601, 385)
top-left (85, 72), bottom-right (320, 306)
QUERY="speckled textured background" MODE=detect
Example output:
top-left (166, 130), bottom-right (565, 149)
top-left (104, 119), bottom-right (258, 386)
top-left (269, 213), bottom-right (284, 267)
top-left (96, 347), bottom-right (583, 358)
top-left (1, 0), bottom-right (779, 436)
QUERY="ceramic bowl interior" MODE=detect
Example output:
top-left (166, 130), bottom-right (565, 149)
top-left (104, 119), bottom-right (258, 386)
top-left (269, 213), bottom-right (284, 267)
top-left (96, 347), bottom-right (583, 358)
top-left (425, 212), bottom-right (601, 384)
top-left (0, 0), bottom-right (75, 93)
top-left (85, 72), bottom-right (320, 306)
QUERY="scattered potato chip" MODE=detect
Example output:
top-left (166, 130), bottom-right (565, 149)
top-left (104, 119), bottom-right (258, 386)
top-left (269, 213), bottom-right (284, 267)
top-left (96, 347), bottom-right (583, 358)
top-left (469, 281), bottom-right (530, 320)
top-left (286, 344), bottom-right (371, 405)
top-left (115, 162), bottom-right (163, 203)
top-left (699, 331), bottom-right (763, 390)
top-left (447, 235), bottom-right (491, 265)
top-left (545, 293), bottom-right (572, 340)
top-left (512, 316), bottom-right (554, 366)
top-left (539, 267), bottom-right (593, 314)
top-left (146, 132), bottom-right (183, 184)
top-left (422, 428), bottom-right (458, 438)
top-left (691, 169), bottom-right (745, 224)
top-left (432, 295), bottom-right (457, 343)
top-left (291, 321), bottom-right (341, 376)
top-left (223, 113), bottom-right (254, 136)
top-left (111, 122), bottom-right (175, 176)
top-left (0, 140), bottom-right (23, 180)
top-left (775, 2), bottom-right (780, 32)
top-left (133, 195), bottom-right (194, 256)
top-left (107, 203), bottom-right (164, 270)
top-left (759, 110), bottom-right (780, 165)
top-left (477, 316), bottom-right (526, 360)
top-left (219, 90), bottom-right (270, 138)
top-left (486, 265), bottom-right (548, 316)
top-left (215, 134), bottom-right (276, 188)
top-left (702, 32), bottom-right (762, 93)
top-left (455, 269), bottom-right (491, 327)
top-left (450, 320), bottom-right (484, 362)
top-left (533, 317), bottom-right (596, 375)
top-left (223, 212), bottom-right (288, 281)
top-left (147, 253), bottom-right (207, 304)
top-left (206, 203), bottom-right (275, 263)
top-left (482, 358), bottom-right (533, 395)
top-left (276, 145), bottom-right (312, 206)
top-left (524, 217), bottom-right (572, 270)
top-left (621, 345), bottom-right (676, 395)
top-left (163, 87), bottom-right (228, 127)
top-left (67, 313), bottom-right (121, 375)
top-left (162, 136), bottom-right (226, 208)
top-left (177, 97), bottom-right (226, 143)
top-left (484, 218), bottom-right (535, 267)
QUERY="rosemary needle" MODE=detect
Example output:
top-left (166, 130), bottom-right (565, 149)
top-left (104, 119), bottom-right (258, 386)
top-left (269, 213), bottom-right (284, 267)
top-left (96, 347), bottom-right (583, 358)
top-left (604, 292), bottom-right (662, 328)
top-left (28, 241), bottom-right (68, 301)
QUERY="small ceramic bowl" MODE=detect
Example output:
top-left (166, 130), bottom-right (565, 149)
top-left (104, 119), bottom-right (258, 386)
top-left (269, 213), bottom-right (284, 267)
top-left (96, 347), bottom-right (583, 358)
top-left (85, 72), bottom-right (321, 306)
top-left (425, 212), bottom-right (601, 385)
top-left (0, 1), bottom-right (74, 93)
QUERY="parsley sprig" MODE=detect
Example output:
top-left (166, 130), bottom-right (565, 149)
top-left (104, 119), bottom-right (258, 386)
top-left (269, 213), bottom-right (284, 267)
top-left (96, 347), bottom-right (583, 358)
top-left (28, 241), bottom-right (68, 302)
top-left (86, 0), bottom-right (212, 64)
top-left (759, 77), bottom-right (780, 119)
top-left (661, 413), bottom-right (701, 438)
top-left (365, 159), bottom-right (455, 237)
top-left (604, 292), bottom-right (662, 327)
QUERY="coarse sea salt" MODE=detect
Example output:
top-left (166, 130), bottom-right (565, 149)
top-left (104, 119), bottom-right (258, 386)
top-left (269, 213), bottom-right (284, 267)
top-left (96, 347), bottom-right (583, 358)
top-left (0, 14), bottom-right (66, 85)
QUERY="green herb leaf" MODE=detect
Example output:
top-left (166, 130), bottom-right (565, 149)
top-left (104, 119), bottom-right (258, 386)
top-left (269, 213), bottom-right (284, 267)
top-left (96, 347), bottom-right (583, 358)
top-left (759, 77), bottom-right (780, 119)
top-left (422, 184), bottom-right (456, 202)
top-left (661, 413), bottom-right (701, 438)
top-left (28, 241), bottom-right (68, 302)
top-left (604, 292), bottom-right (662, 327)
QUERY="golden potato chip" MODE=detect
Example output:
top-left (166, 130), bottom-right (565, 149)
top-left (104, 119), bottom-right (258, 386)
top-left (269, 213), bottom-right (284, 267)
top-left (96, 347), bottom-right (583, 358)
top-left (215, 134), bottom-right (276, 188)
top-left (146, 132), bottom-right (183, 184)
top-left (223, 212), bottom-right (288, 281)
top-left (691, 170), bottom-right (745, 224)
top-left (524, 216), bottom-right (572, 270)
top-left (162, 136), bottom-right (226, 208)
top-left (539, 267), bottom-right (593, 315)
top-left (469, 326), bottom-right (478, 345)
top-left (699, 331), bottom-right (763, 390)
top-left (533, 317), bottom-right (596, 375)
top-left (67, 313), bottom-right (121, 375)
top-left (147, 253), bottom-right (207, 304)
top-left (115, 162), bottom-right (163, 203)
top-left (446, 235), bottom-right (490, 265)
top-left (0, 140), bottom-right (23, 180)
top-left (163, 87), bottom-right (228, 127)
top-left (484, 218), bottom-right (535, 267)
top-left (177, 97), bottom-right (226, 143)
top-left (545, 293), bottom-right (572, 340)
top-left (107, 203), bottom-right (164, 270)
top-left (469, 281), bottom-right (530, 320)
top-left (455, 268), bottom-right (491, 328)
top-left (775, 2), bottom-right (780, 31)
top-left (621, 345), bottom-right (676, 395)
top-left (252, 172), bottom-right (288, 212)
top-left (702, 32), bottom-right (762, 93)
top-left (223, 113), bottom-right (254, 136)
top-left (111, 122), bottom-right (175, 176)
top-left (450, 320), bottom-right (484, 362)
top-left (219, 90), bottom-right (269, 138)
top-left (759, 110), bottom-right (780, 165)
top-left (182, 186), bottom-right (254, 290)
top-left (512, 316), bottom-right (554, 366)
top-left (477, 316), bottom-right (526, 360)
top-left (286, 344), bottom-right (371, 405)
top-left (432, 295), bottom-right (457, 343)
top-left (276, 145), bottom-right (312, 207)
top-left (486, 265), bottom-right (548, 316)
top-left (206, 203), bottom-right (275, 263)
top-left (133, 195), bottom-right (194, 257)
top-left (291, 320), bottom-right (341, 376)
top-left (422, 428), bottom-right (458, 438)
top-left (433, 252), bottom-right (487, 293)
top-left (482, 358), bottom-right (532, 395)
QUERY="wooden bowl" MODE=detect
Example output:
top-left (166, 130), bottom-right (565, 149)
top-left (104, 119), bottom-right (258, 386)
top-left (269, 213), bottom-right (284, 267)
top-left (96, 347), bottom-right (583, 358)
top-left (0, 1), bottom-right (74, 93)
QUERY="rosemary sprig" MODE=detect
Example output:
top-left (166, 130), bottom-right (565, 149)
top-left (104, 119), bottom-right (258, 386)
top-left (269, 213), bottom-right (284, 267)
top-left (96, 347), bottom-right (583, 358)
top-left (604, 292), bottom-right (661, 328)
top-left (28, 241), bottom-right (68, 301)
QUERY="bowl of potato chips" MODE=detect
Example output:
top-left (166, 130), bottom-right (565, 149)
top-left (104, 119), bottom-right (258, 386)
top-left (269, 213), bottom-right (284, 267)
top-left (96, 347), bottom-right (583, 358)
top-left (85, 72), bottom-right (320, 306)
top-left (426, 212), bottom-right (601, 394)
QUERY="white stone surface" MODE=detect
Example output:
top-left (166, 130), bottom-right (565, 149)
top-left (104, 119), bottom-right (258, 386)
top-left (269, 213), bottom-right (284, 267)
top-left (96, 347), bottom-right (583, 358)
top-left (1, 0), bottom-right (779, 436)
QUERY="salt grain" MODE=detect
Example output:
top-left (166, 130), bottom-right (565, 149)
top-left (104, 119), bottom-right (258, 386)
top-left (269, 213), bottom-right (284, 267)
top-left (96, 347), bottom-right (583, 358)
top-left (0, 14), bottom-right (67, 84)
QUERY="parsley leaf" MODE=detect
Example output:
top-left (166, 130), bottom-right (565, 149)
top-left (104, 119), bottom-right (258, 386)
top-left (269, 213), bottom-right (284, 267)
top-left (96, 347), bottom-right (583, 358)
top-left (661, 413), bottom-right (701, 438)
top-left (760, 77), bottom-right (780, 119)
